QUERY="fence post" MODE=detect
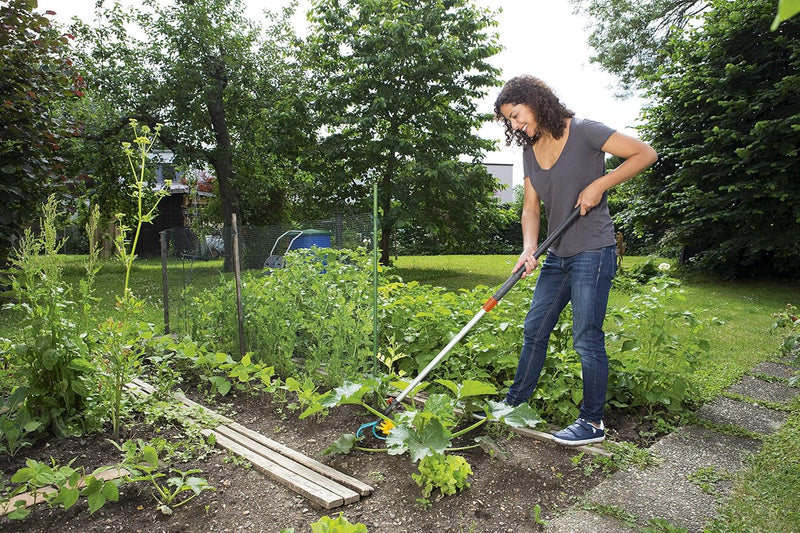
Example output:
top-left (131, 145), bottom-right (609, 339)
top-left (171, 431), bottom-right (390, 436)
top-left (232, 214), bottom-right (246, 359)
top-left (160, 230), bottom-right (170, 335)
top-left (372, 183), bottom-right (379, 372)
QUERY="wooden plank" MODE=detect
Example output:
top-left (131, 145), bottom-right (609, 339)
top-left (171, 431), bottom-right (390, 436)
top-left (225, 421), bottom-right (373, 497)
top-left (129, 378), bottom-right (232, 424)
top-left (174, 391), bottom-right (233, 424)
top-left (127, 379), bottom-right (371, 503)
top-left (205, 429), bottom-right (344, 510)
top-left (130, 377), bottom-right (156, 395)
top-left (213, 425), bottom-right (360, 504)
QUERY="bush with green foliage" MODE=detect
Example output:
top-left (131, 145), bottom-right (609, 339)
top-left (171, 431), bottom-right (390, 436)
top-left (2, 197), bottom-right (98, 441)
top-left (772, 304), bottom-right (800, 385)
top-left (188, 247), bottom-right (377, 382)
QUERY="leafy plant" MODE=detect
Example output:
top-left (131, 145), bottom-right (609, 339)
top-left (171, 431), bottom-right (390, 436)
top-left (687, 466), bottom-right (725, 496)
top-left (148, 335), bottom-right (277, 398)
top-left (595, 441), bottom-right (662, 472)
top-left (0, 386), bottom-right (41, 456)
top-left (188, 247), bottom-right (376, 382)
top-left (412, 453), bottom-right (472, 500)
top-left (772, 304), bottom-right (800, 385)
top-left (113, 439), bottom-right (215, 514)
top-left (312, 376), bottom-right (541, 501)
top-left (116, 119), bottom-right (171, 302)
top-left (2, 458), bottom-right (120, 520)
top-left (532, 504), bottom-right (548, 525)
top-left (309, 512), bottom-right (368, 533)
top-left (284, 376), bottom-right (327, 416)
top-left (3, 195), bottom-right (97, 437)
top-left (606, 273), bottom-right (718, 417)
top-left (90, 119), bottom-right (172, 441)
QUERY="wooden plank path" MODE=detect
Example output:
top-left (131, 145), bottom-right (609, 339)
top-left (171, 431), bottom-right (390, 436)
top-left (127, 379), bottom-right (373, 510)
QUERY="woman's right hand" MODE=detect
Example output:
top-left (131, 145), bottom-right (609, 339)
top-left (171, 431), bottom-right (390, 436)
top-left (513, 247), bottom-right (539, 279)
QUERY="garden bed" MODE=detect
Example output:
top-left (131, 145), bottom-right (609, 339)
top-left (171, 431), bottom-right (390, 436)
top-left (0, 387), bottom-right (653, 533)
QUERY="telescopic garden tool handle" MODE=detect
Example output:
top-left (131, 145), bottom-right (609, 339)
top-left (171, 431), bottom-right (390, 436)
top-left (482, 206), bottom-right (581, 312)
top-left (381, 206), bottom-right (581, 416)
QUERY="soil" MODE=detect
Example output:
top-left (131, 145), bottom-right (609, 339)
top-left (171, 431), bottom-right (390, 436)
top-left (0, 388), bottom-right (653, 533)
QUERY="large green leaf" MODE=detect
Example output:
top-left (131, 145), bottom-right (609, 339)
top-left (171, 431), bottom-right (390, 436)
top-left (184, 476), bottom-right (214, 495)
top-left (421, 393), bottom-right (456, 423)
top-left (323, 434), bottom-right (360, 456)
top-left (484, 400), bottom-right (543, 429)
top-left (320, 381), bottom-right (372, 407)
top-left (772, 0), bottom-right (800, 29)
top-left (435, 379), bottom-right (496, 400)
top-left (386, 417), bottom-right (452, 462)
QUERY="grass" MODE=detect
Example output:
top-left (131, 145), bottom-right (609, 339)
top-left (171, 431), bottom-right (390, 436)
top-left (0, 255), bottom-right (227, 341)
top-left (2, 252), bottom-right (799, 532)
top-left (707, 403), bottom-right (800, 533)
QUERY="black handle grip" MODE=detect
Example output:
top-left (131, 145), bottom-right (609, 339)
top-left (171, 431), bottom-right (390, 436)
top-left (484, 207), bottom-right (581, 309)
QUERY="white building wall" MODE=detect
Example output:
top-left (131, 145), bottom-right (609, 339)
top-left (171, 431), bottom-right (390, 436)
top-left (484, 163), bottom-right (515, 204)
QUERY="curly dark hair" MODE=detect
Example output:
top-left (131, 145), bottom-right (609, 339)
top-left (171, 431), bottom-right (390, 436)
top-left (493, 75), bottom-right (574, 146)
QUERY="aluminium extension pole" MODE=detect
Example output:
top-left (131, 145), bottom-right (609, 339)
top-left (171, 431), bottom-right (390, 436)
top-left (382, 206), bottom-right (582, 416)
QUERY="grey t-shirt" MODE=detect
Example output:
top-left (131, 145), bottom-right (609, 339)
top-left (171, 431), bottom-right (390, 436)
top-left (522, 118), bottom-right (616, 257)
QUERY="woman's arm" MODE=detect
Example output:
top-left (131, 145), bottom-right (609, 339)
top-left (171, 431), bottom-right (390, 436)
top-left (576, 131), bottom-right (658, 215)
top-left (515, 177), bottom-right (542, 278)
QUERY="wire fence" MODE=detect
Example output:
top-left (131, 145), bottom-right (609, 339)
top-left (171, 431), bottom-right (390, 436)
top-left (158, 213), bottom-right (377, 338)
top-left (167, 214), bottom-right (374, 268)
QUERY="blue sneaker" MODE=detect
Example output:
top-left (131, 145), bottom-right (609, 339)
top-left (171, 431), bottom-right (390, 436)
top-left (552, 418), bottom-right (605, 446)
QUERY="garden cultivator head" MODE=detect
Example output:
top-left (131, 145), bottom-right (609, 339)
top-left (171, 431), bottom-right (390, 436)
top-left (356, 207), bottom-right (581, 439)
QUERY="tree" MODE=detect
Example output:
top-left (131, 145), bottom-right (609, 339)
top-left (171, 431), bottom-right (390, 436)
top-left (0, 0), bottom-right (85, 270)
top-left (571, 0), bottom-right (710, 93)
top-left (635, 0), bottom-right (800, 278)
top-left (72, 0), bottom-right (312, 265)
top-left (302, 0), bottom-right (504, 264)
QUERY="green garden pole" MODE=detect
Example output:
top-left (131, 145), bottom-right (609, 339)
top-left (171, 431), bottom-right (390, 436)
top-left (372, 182), bottom-right (379, 373)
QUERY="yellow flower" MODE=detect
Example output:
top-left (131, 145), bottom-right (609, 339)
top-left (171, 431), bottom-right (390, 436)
top-left (377, 419), bottom-right (395, 435)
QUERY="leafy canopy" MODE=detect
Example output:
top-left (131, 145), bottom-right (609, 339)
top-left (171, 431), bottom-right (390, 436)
top-left (634, 0), bottom-right (800, 278)
top-left (0, 0), bottom-right (84, 268)
top-left (303, 0), bottom-right (504, 263)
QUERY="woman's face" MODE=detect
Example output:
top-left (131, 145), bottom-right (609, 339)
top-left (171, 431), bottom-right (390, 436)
top-left (500, 103), bottom-right (537, 137)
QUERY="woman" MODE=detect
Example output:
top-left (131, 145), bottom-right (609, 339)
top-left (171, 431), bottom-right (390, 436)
top-left (494, 75), bottom-right (657, 446)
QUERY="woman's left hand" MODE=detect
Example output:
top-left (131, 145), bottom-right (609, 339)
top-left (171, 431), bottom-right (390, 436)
top-left (576, 181), bottom-right (604, 215)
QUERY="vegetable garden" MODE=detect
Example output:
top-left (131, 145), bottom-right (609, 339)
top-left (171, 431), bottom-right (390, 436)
top-left (2, 194), bottom-right (798, 530)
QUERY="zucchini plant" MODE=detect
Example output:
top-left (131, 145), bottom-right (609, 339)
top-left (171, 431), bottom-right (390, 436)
top-left (300, 376), bottom-right (543, 501)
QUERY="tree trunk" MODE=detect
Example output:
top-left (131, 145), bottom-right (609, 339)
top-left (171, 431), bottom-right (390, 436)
top-left (204, 61), bottom-right (241, 271)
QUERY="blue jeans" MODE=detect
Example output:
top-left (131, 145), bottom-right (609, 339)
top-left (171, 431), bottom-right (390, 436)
top-left (506, 245), bottom-right (617, 423)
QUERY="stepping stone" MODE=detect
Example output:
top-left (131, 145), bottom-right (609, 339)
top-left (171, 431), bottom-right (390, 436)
top-left (752, 361), bottom-right (797, 380)
top-left (649, 425), bottom-right (760, 474)
top-left (727, 375), bottom-right (800, 405)
top-left (546, 508), bottom-right (638, 533)
top-left (697, 396), bottom-right (788, 435)
top-left (573, 426), bottom-right (759, 532)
